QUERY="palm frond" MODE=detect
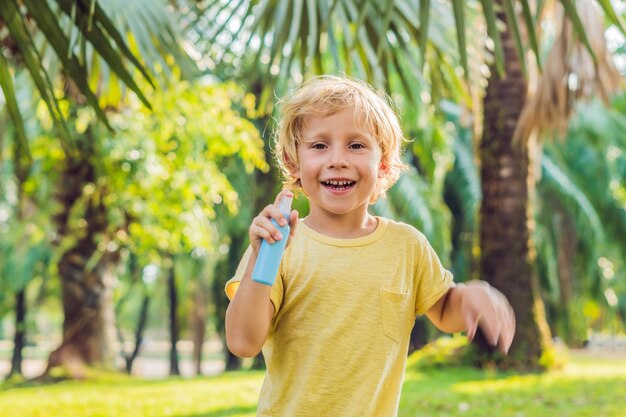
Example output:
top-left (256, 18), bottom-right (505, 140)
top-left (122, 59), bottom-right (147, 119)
top-left (540, 154), bottom-right (605, 246)
top-left (194, 0), bottom-right (469, 113)
top-left (0, 0), bottom-right (157, 156)
top-left (0, 53), bottom-right (31, 179)
top-left (534, 221), bottom-right (561, 302)
top-left (515, 1), bottom-right (625, 144)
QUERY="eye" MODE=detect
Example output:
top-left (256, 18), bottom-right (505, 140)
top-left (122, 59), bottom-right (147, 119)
top-left (311, 143), bottom-right (327, 149)
top-left (349, 142), bottom-right (366, 149)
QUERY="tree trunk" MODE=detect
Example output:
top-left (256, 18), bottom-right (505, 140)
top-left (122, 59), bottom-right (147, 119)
top-left (168, 260), bottom-right (180, 376)
top-left (10, 144), bottom-right (31, 378)
top-left (47, 149), bottom-right (118, 378)
top-left (212, 233), bottom-right (244, 371)
top-left (192, 274), bottom-right (207, 375)
top-left (125, 292), bottom-right (150, 373)
top-left (478, 2), bottom-right (552, 370)
top-left (9, 289), bottom-right (26, 377)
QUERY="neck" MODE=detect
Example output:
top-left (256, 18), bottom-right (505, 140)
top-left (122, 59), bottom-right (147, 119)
top-left (304, 208), bottom-right (378, 238)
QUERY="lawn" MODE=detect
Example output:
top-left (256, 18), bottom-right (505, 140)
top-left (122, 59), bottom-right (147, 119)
top-left (0, 352), bottom-right (624, 417)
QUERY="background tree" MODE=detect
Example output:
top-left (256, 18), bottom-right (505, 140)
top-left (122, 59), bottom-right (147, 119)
top-left (1, 0), bottom-right (268, 377)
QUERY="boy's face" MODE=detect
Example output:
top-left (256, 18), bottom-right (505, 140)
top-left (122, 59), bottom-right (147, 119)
top-left (295, 106), bottom-right (384, 220)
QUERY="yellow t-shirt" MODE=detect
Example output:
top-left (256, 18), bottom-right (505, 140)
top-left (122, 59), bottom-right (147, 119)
top-left (225, 217), bottom-right (453, 416)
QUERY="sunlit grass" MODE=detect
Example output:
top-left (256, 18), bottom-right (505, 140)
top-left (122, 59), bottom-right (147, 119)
top-left (0, 353), bottom-right (624, 417)
top-left (0, 371), bottom-right (262, 417)
top-left (399, 353), bottom-right (626, 417)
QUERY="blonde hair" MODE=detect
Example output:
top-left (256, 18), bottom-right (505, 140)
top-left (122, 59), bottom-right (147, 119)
top-left (274, 75), bottom-right (407, 203)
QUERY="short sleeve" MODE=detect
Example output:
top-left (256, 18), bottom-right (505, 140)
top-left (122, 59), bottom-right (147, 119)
top-left (224, 246), bottom-right (284, 318)
top-left (414, 237), bottom-right (454, 315)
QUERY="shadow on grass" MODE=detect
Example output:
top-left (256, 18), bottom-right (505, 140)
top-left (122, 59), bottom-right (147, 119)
top-left (0, 370), bottom-right (262, 392)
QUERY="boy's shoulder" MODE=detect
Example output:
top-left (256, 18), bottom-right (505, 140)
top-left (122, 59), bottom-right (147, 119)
top-left (380, 216), bottom-right (428, 243)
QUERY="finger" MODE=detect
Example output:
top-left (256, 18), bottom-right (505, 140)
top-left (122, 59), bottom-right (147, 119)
top-left (254, 216), bottom-right (284, 242)
top-left (489, 315), bottom-right (502, 346)
top-left (498, 332), bottom-right (510, 355)
top-left (477, 311), bottom-right (501, 347)
top-left (503, 305), bottom-right (516, 353)
top-left (250, 222), bottom-right (277, 245)
top-left (262, 204), bottom-right (289, 227)
top-left (274, 189), bottom-right (294, 205)
top-left (500, 323), bottom-right (514, 354)
top-left (490, 302), bottom-right (514, 354)
top-left (465, 313), bottom-right (479, 341)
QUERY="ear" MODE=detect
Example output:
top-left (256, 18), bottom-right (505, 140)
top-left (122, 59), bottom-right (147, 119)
top-left (284, 151), bottom-right (300, 179)
top-left (378, 161), bottom-right (390, 178)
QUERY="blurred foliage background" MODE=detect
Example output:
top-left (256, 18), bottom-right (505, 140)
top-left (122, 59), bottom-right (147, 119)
top-left (0, 0), bottom-right (625, 382)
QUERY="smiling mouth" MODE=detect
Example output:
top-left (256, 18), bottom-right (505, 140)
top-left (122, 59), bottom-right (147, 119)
top-left (321, 179), bottom-right (356, 191)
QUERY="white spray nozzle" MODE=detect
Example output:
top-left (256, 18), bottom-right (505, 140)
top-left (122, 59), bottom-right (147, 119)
top-left (278, 194), bottom-right (293, 214)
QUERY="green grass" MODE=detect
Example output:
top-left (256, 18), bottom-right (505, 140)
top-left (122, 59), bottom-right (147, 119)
top-left (0, 354), bottom-right (624, 417)
top-left (399, 355), bottom-right (626, 417)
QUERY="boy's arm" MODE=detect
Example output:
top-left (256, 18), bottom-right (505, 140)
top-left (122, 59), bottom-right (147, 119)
top-left (225, 252), bottom-right (275, 358)
top-left (225, 190), bottom-right (298, 358)
top-left (425, 281), bottom-right (516, 354)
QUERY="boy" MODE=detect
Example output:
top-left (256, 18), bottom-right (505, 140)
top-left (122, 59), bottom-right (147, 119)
top-left (225, 75), bottom-right (515, 416)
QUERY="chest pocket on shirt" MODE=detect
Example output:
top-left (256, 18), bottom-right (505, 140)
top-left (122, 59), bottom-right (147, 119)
top-left (380, 288), bottom-right (410, 344)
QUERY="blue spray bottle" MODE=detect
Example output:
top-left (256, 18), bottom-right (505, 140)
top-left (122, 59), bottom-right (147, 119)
top-left (252, 194), bottom-right (293, 285)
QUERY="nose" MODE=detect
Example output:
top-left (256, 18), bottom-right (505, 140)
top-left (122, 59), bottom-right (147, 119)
top-left (327, 147), bottom-right (349, 169)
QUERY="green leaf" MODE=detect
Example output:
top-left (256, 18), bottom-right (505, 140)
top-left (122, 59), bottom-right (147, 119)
top-left (419, 0), bottom-right (430, 69)
top-left (22, 0), bottom-right (114, 131)
top-left (521, 0), bottom-right (541, 70)
top-left (479, 0), bottom-right (505, 78)
top-left (244, 0), bottom-right (272, 44)
top-left (595, 0), bottom-right (626, 37)
top-left (305, 0), bottom-right (318, 74)
top-left (502, 0), bottom-right (527, 76)
top-left (0, 0), bottom-right (73, 148)
top-left (0, 53), bottom-right (32, 175)
top-left (542, 155), bottom-right (604, 244)
top-left (54, 0), bottom-right (153, 109)
top-left (286, 0), bottom-right (304, 61)
top-left (450, 0), bottom-right (468, 79)
top-left (206, 0), bottom-right (247, 51)
top-left (74, 0), bottom-right (155, 88)
top-left (375, 0), bottom-right (394, 62)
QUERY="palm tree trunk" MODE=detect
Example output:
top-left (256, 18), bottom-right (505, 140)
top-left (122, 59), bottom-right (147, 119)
top-left (478, 1), bottom-right (552, 370)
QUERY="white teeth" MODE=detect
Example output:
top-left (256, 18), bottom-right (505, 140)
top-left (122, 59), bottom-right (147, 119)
top-left (325, 180), bottom-right (353, 186)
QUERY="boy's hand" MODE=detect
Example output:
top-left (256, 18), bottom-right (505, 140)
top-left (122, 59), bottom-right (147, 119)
top-left (249, 190), bottom-right (299, 256)
top-left (461, 281), bottom-right (516, 354)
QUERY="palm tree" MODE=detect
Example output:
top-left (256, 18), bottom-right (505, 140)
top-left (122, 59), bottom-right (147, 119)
top-left (477, 2), bottom-right (552, 367)
top-left (197, 0), bottom-right (625, 370)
